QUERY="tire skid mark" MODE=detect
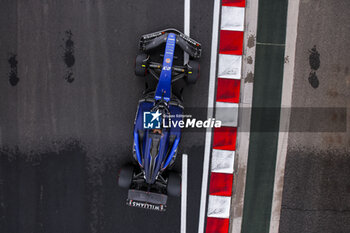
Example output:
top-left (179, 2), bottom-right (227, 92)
top-left (62, 30), bottom-right (75, 83)
top-left (8, 54), bottom-right (19, 86)
top-left (308, 45), bottom-right (320, 88)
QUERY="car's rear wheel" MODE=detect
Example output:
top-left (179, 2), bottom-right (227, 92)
top-left (118, 165), bottom-right (134, 188)
top-left (167, 172), bottom-right (181, 197)
top-left (186, 60), bottom-right (200, 84)
top-left (135, 53), bottom-right (148, 76)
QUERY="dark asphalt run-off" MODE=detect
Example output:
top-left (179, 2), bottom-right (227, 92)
top-left (0, 1), bottom-right (215, 233)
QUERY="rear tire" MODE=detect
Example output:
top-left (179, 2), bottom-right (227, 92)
top-left (167, 172), bottom-right (181, 197)
top-left (186, 60), bottom-right (200, 84)
top-left (135, 53), bottom-right (148, 76)
top-left (118, 165), bottom-right (134, 188)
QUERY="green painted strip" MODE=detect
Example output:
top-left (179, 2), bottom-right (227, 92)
top-left (256, 0), bottom-right (289, 44)
top-left (241, 0), bottom-right (289, 232)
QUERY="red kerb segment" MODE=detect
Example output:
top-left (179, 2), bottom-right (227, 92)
top-left (216, 78), bottom-right (241, 103)
top-left (209, 173), bottom-right (234, 196)
top-left (222, 0), bottom-right (246, 7)
top-left (206, 217), bottom-right (230, 233)
top-left (219, 30), bottom-right (244, 55)
top-left (213, 126), bottom-right (237, 151)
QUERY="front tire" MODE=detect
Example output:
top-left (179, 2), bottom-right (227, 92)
top-left (118, 165), bottom-right (134, 188)
top-left (186, 60), bottom-right (200, 84)
top-left (135, 53), bottom-right (148, 76)
top-left (167, 172), bottom-right (181, 197)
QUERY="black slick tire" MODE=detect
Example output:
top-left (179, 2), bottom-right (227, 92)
top-left (135, 53), bottom-right (148, 76)
top-left (167, 172), bottom-right (181, 197)
top-left (186, 60), bottom-right (200, 84)
top-left (118, 165), bottom-right (134, 188)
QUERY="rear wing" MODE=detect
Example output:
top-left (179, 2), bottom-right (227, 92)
top-left (139, 28), bottom-right (202, 59)
top-left (127, 189), bottom-right (167, 211)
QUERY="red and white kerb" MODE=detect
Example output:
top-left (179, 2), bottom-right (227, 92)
top-left (206, 1), bottom-right (245, 233)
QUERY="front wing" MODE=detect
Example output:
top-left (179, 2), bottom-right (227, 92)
top-left (139, 28), bottom-right (202, 59)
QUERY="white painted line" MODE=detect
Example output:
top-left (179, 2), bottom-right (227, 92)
top-left (197, 0), bottom-right (221, 232)
top-left (218, 54), bottom-right (242, 79)
top-left (0, 127), bottom-right (2, 148)
top-left (184, 0), bottom-right (190, 64)
top-left (207, 195), bottom-right (231, 218)
top-left (182, 3), bottom-right (189, 230)
top-left (211, 149), bottom-right (235, 174)
top-left (215, 102), bottom-right (239, 127)
top-left (221, 6), bottom-right (245, 31)
top-left (181, 154), bottom-right (188, 233)
top-left (269, 0), bottom-right (300, 233)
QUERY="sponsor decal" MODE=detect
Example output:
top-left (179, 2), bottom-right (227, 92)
top-left (162, 66), bottom-right (171, 71)
top-left (127, 200), bottom-right (165, 211)
top-left (179, 33), bottom-right (198, 46)
top-left (165, 58), bottom-right (171, 63)
top-left (143, 32), bottom-right (162, 39)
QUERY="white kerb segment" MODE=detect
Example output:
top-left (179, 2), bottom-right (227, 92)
top-left (215, 102), bottom-right (239, 127)
top-left (211, 149), bottom-right (235, 174)
top-left (207, 195), bottom-right (232, 218)
top-left (221, 6), bottom-right (245, 31)
top-left (218, 54), bottom-right (242, 79)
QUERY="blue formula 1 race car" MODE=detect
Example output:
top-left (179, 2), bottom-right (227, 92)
top-left (117, 29), bottom-right (201, 211)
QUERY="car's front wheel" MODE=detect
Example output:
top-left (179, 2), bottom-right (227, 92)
top-left (135, 53), bottom-right (148, 76)
top-left (186, 60), bottom-right (200, 84)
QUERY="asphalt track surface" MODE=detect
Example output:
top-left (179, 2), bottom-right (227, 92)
top-left (279, 1), bottom-right (350, 233)
top-left (0, 1), bottom-right (214, 233)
